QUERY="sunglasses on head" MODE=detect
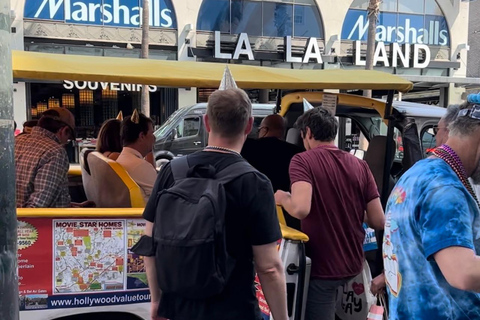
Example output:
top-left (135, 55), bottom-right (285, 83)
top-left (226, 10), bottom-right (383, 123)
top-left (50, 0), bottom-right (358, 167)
top-left (457, 104), bottom-right (480, 121)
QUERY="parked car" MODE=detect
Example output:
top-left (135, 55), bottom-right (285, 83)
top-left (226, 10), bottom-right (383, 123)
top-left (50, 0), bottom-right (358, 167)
top-left (153, 103), bottom-right (276, 168)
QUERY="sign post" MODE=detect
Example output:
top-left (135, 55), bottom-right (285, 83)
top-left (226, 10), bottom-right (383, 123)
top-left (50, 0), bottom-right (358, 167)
top-left (0, 0), bottom-right (19, 318)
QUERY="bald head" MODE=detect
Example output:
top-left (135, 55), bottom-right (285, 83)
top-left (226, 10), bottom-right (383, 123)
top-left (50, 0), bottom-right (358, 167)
top-left (259, 114), bottom-right (286, 139)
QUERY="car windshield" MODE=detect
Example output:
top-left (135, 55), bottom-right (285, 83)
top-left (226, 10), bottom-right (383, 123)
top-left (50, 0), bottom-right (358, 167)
top-left (154, 108), bottom-right (188, 139)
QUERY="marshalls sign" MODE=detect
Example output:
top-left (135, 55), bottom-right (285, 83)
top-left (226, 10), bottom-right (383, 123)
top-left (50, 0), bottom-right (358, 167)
top-left (24, 0), bottom-right (176, 28)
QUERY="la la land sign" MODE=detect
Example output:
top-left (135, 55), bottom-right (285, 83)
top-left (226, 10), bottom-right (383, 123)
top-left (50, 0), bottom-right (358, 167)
top-left (214, 31), bottom-right (432, 69)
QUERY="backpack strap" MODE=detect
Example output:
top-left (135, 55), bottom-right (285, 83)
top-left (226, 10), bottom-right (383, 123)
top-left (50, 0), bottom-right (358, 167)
top-left (215, 160), bottom-right (257, 185)
top-left (170, 156), bottom-right (189, 181)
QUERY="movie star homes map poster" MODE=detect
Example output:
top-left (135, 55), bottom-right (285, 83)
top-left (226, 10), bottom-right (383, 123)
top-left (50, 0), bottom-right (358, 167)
top-left (17, 218), bottom-right (150, 311)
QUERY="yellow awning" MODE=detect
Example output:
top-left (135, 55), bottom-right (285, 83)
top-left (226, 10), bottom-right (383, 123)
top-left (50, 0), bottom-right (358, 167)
top-left (12, 50), bottom-right (413, 92)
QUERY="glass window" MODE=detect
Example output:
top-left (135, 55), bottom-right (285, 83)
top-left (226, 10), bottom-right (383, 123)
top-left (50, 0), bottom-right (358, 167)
top-left (421, 126), bottom-right (436, 157)
top-left (344, 0), bottom-right (450, 45)
top-left (294, 0), bottom-right (316, 4)
top-left (425, 0), bottom-right (443, 15)
top-left (197, 0), bottom-right (324, 39)
top-left (376, 12), bottom-right (398, 42)
top-left (294, 4), bottom-right (323, 37)
top-left (197, 0), bottom-right (230, 32)
top-left (425, 15), bottom-right (449, 46)
top-left (397, 14), bottom-right (424, 43)
top-left (397, 0), bottom-right (424, 14)
top-left (27, 44), bottom-right (65, 54)
top-left (380, 0), bottom-right (397, 12)
top-left (176, 117), bottom-right (200, 138)
top-left (231, 0), bottom-right (263, 36)
top-left (150, 50), bottom-right (177, 60)
top-left (66, 46), bottom-right (103, 56)
top-left (350, 0), bottom-right (368, 10)
top-left (104, 49), bottom-right (141, 58)
top-left (263, 2), bottom-right (293, 37)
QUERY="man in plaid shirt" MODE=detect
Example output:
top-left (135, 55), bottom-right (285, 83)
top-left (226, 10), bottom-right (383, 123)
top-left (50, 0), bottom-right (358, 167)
top-left (15, 107), bottom-right (89, 208)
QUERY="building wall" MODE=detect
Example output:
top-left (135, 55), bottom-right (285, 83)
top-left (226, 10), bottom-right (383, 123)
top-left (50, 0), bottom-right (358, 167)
top-left (9, 0), bottom-right (473, 124)
top-left (468, 0), bottom-right (480, 78)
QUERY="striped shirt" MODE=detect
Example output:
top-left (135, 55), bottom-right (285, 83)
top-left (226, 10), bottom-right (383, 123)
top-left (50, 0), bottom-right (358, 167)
top-left (15, 127), bottom-right (71, 208)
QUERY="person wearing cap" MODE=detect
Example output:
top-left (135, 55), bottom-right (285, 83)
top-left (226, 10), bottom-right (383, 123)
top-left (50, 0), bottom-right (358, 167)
top-left (15, 107), bottom-right (93, 208)
top-left (383, 101), bottom-right (480, 319)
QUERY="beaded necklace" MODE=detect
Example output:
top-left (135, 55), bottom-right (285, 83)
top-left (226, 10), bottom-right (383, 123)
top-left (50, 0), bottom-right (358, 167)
top-left (204, 145), bottom-right (241, 156)
top-left (433, 145), bottom-right (480, 208)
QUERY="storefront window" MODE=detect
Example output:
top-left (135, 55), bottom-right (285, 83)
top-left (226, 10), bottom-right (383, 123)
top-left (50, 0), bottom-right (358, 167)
top-left (197, 0), bottom-right (324, 38)
top-left (342, 0), bottom-right (449, 46)
top-left (27, 44), bottom-right (65, 54)
top-left (425, 0), bottom-right (442, 15)
top-left (350, 0), bottom-right (368, 10)
top-left (28, 82), bottom-right (178, 138)
top-left (26, 43), bottom-right (177, 60)
top-left (294, 4), bottom-right (323, 37)
top-left (398, 0), bottom-right (424, 13)
top-left (263, 2), bottom-right (293, 37)
top-left (66, 46), bottom-right (103, 56)
top-left (197, 0), bottom-right (230, 33)
top-left (380, 0), bottom-right (397, 12)
top-left (231, 0), bottom-right (263, 36)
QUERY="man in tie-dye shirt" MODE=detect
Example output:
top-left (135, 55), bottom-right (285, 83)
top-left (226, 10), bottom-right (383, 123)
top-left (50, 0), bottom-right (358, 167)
top-left (384, 102), bottom-right (480, 319)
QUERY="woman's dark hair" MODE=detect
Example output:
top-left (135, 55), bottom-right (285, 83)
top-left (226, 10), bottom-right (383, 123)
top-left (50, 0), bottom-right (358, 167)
top-left (121, 112), bottom-right (153, 146)
top-left (294, 107), bottom-right (338, 142)
top-left (96, 119), bottom-right (122, 154)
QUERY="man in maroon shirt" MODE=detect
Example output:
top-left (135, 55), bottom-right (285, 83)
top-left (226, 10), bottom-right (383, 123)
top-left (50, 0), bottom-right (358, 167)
top-left (275, 107), bottom-right (385, 320)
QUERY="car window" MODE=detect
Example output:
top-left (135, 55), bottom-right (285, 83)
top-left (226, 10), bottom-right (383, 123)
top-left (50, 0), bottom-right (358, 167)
top-left (421, 126), bottom-right (436, 157)
top-left (154, 108), bottom-right (186, 139)
top-left (394, 128), bottom-right (404, 161)
top-left (248, 117), bottom-right (265, 139)
top-left (175, 117), bottom-right (200, 138)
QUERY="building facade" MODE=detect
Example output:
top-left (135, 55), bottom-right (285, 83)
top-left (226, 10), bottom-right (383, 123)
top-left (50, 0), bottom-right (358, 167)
top-left (9, 0), bottom-right (475, 134)
top-left (468, 0), bottom-right (480, 78)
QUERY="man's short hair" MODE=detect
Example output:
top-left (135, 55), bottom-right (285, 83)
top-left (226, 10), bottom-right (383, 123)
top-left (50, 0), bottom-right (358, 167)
top-left (207, 89), bottom-right (252, 138)
top-left (449, 102), bottom-right (480, 137)
top-left (121, 112), bottom-right (153, 146)
top-left (443, 104), bottom-right (460, 126)
top-left (294, 107), bottom-right (338, 142)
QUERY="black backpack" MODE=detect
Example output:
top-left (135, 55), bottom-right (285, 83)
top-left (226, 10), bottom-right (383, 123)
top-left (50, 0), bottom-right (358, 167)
top-left (153, 155), bottom-right (256, 299)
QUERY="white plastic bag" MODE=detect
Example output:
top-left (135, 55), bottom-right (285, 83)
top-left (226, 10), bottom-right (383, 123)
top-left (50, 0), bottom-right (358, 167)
top-left (336, 261), bottom-right (376, 320)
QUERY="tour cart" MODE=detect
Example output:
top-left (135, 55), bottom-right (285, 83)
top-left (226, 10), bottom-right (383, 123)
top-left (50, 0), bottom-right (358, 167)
top-left (12, 50), bottom-right (444, 320)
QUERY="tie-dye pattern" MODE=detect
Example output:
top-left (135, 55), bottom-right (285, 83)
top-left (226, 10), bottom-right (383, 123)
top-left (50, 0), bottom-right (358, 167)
top-left (384, 158), bottom-right (480, 319)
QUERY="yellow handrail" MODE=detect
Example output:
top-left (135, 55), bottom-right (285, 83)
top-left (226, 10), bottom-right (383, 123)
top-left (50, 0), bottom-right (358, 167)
top-left (17, 208), bottom-right (143, 218)
top-left (16, 208), bottom-right (309, 242)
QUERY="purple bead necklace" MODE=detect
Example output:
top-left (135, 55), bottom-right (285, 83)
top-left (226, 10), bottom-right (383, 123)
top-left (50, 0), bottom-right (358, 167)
top-left (433, 145), bottom-right (480, 208)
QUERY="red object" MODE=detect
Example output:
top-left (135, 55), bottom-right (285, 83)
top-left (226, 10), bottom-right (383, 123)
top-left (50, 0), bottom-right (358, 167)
top-left (74, 229), bottom-right (89, 237)
top-left (367, 305), bottom-right (385, 320)
top-left (289, 147), bottom-right (379, 278)
top-left (352, 282), bottom-right (365, 295)
top-left (18, 219), bottom-right (53, 296)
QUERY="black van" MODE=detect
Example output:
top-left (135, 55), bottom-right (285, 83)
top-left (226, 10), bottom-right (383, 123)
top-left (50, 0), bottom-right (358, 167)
top-left (153, 103), bottom-right (276, 168)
